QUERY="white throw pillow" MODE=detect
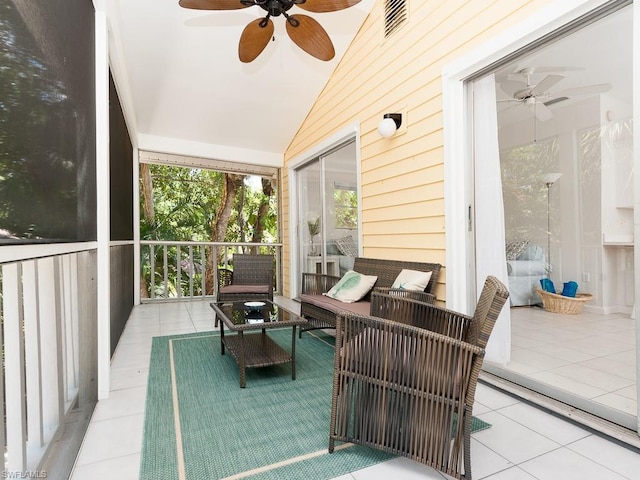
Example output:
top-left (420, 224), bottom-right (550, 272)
top-left (324, 270), bottom-right (378, 303)
top-left (391, 269), bottom-right (432, 291)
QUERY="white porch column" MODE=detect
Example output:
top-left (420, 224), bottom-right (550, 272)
top-left (95, 10), bottom-right (111, 400)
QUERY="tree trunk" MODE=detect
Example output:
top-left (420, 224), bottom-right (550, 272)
top-left (139, 163), bottom-right (154, 298)
top-left (205, 173), bottom-right (244, 294)
top-left (251, 178), bottom-right (274, 252)
top-left (237, 181), bottom-right (246, 247)
top-left (140, 163), bottom-right (155, 223)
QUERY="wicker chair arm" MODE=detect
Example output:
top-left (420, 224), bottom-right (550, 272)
top-left (301, 272), bottom-right (341, 295)
top-left (217, 268), bottom-right (233, 288)
top-left (372, 287), bottom-right (435, 304)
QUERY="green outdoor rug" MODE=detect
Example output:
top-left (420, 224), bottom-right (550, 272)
top-left (140, 329), bottom-right (491, 480)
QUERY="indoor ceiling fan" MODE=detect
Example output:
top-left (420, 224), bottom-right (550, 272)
top-left (498, 67), bottom-right (612, 121)
top-left (178, 0), bottom-right (362, 63)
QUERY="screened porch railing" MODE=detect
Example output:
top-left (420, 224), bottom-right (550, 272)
top-left (139, 241), bottom-right (283, 302)
top-left (1, 249), bottom-right (97, 477)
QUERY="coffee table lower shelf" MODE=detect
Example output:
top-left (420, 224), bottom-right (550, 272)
top-left (222, 331), bottom-right (296, 387)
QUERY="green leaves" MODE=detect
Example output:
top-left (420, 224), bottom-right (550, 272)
top-left (139, 165), bottom-right (278, 297)
top-left (140, 165), bottom-right (224, 241)
top-left (307, 216), bottom-right (320, 236)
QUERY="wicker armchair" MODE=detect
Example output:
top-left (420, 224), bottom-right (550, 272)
top-left (329, 276), bottom-right (509, 480)
top-left (215, 254), bottom-right (274, 326)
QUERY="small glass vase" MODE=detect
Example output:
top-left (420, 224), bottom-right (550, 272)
top-left (309, 236), bottom-right (319, 256)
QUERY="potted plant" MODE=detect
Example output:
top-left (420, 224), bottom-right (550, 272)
top-left (307, 217), bottom-right (320, 256)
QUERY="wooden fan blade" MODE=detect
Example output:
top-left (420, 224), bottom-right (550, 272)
top-left (296, 0), bottom-right (362, 13)
top-left (178, 0), bottom-right (249, 10)
top-left (239, 18), bottom-right (274, 63)
top-left (286, 15), bottom-right (335, 61)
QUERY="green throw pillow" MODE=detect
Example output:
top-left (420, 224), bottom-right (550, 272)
top-left (324, 270), bottom-right (378, 303)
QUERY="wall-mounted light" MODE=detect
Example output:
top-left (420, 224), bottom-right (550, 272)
top-left (377, 113), bottom-right (402, 138)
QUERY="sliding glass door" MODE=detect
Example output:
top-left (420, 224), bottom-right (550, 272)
top-left (294, 140), bottom-right (359, 297)
top-left (297, 160), bottom-right (324, 275)
top-left (471, 5), bottom-right (637, 430)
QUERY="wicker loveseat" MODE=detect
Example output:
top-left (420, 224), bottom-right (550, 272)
top-left (299, 257), bottom-right (441, 336)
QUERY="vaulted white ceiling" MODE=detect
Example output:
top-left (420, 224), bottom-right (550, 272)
top-left (96, 0), bottom-right (375, 169)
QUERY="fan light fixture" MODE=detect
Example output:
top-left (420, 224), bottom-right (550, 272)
top-left (378, 113), bottom-right (402, 138)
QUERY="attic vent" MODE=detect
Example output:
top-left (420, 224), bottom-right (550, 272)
top-left (384, 0), bottom-right (407, 38)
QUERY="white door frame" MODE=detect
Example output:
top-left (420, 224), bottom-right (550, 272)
top-left (442, 0), bottom-right (639, 430)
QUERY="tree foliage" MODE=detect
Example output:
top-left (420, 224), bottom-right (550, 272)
top-left (140, 164), bottom-right (224, 241)
top-left (139, 164), bottom-right (277, 298)
top-left (0, 3), bottom-right (84, 240)
top-left (501, 137), bottom-right (559, 245)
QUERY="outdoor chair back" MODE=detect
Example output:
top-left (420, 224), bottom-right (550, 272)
top-left (215, 254), bottom-right (274, 326)
top-left (329, 276), bottom-right (509, 480)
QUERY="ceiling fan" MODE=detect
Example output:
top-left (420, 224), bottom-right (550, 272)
top-left (178, 0), bottom-right (362, 63)
top-left (498, 67), bottom-right (612, 121)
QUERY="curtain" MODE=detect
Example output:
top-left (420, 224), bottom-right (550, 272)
top-left (473, 74), bottom-right (511, 364)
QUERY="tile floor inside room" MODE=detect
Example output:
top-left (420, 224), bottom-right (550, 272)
top-left (503, 306), bottom-right (637, 417)
top-left (70, 298), bottom-right (640, 480)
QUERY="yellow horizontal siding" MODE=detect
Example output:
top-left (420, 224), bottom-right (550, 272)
top-left (363, 160), bottom-right (443, 186)
top-left (364, 216), bottom-right (445, 235)
top-left (364, 200), bottom-right (444, 224)
top-left (364, 187), bottom-right (443, 214)
top-left (281, 0), bottom-right (553, 298)
top-left (363, 246), bottom-right (446, 266)
top-left (365, 232), bottom-right (446, 249)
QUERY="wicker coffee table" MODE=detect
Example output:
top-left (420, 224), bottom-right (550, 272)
top-left (210, 300), bottom-right (308, 388)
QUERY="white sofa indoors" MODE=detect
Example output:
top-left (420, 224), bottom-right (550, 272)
top-left (506, 242), bottom-right (546, 306)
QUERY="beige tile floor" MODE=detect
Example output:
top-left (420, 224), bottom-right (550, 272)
top-left (70, 298), bottom-right (640, 480)
top-left (504, 306), bottom-right (637, 417)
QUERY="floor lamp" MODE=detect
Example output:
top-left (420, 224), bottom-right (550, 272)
top-left (542, 173), bottom-right (562, 277)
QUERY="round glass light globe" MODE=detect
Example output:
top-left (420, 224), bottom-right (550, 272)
top-left (377, 117), bottom-right (397, 138)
